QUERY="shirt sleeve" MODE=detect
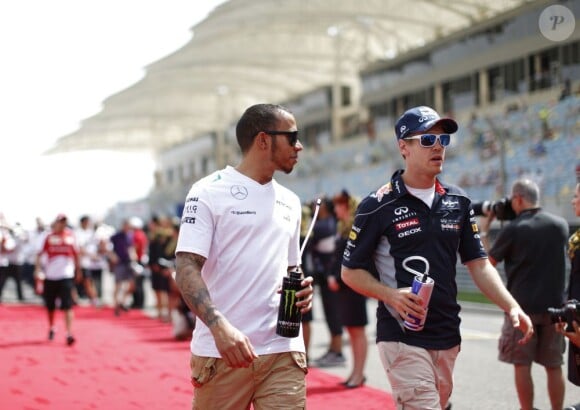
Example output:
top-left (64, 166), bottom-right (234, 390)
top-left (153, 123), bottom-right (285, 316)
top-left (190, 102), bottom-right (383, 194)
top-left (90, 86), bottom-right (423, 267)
top-left (488, 222), bottom-right (515, 264)
top-left (175, 185), bottom-right (214, 258)
top-left (342, 197), bottom-right (383, 271)
top-left (458, 206), bottom-right (488, 264)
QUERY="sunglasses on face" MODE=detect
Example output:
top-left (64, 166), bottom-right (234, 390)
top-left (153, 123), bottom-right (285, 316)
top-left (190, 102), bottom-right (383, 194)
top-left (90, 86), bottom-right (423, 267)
top-left (403, 134), bottom-right (451, 147)
top-left (263, 130), bottom-right (299, 147)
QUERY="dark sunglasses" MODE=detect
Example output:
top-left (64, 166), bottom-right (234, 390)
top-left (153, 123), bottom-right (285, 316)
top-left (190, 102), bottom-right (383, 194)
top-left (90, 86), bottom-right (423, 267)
top-left (404, 133), bottom-right (451, 147)
top-left (264, 130), bottom-right (299, 147)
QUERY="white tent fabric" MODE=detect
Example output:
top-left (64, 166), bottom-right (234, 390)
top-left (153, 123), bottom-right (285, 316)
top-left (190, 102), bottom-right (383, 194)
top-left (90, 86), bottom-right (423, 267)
top-left (48, 0), bottom-right (533, 153)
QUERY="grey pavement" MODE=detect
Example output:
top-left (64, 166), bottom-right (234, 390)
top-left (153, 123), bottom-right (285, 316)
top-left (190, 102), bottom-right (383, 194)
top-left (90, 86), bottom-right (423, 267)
top-left (3, 277), bottom-right (580, 409)
top-left (306, 290), bottom-right (580, 410)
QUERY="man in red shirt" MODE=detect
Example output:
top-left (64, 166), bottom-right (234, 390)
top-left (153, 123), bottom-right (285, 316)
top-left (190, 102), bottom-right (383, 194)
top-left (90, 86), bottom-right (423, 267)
top-left (35, 214), bottom-right (81, 345)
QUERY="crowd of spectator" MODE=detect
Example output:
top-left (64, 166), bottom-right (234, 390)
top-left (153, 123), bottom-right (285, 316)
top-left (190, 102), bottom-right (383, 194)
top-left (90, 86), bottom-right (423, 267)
top-left (0, 212), bottom-right (195, 340)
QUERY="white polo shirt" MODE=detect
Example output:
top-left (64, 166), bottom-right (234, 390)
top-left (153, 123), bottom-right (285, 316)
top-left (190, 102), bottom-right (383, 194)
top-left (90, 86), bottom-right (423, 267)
top-left (176, 166), bottom-right (304, 357)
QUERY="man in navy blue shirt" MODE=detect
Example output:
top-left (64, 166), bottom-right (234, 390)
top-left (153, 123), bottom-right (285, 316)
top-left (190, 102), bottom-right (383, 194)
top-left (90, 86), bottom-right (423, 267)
top-left (341, 106), bottom-right (533, 410)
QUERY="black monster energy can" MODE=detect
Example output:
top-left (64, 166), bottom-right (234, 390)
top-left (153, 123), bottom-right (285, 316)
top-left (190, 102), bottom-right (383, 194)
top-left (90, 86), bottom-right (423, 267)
top-left (276, 268), bottom-right (303, 338)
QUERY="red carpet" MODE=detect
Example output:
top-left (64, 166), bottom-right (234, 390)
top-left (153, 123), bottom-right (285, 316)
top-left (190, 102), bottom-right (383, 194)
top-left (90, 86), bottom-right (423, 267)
top-left (0, 304), bottom-right (395, 409)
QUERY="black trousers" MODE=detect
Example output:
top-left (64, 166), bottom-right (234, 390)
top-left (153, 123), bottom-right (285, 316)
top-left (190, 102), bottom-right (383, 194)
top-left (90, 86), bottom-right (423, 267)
top-left (131, 275), bottom-right (145, 308)
top-left (0, 264), bottom-right (24, 301)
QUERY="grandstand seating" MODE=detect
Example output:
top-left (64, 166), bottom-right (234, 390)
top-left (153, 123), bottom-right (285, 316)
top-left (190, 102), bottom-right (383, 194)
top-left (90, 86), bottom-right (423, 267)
top-left (276, 95), bottom-right (579, 293)
top-left (278, 95), bottom-right (580, 224)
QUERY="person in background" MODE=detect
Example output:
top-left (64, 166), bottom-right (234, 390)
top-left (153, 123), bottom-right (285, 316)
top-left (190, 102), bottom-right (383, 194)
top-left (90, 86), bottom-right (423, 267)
top-left (0, 223), bottom-right (24, 302)
top-left (341, 106), bottom-right (533, 410)
top-left (35, 214), bottom-right (81, 345)
top-left (0, 222), bottom-right (15, 303)
top-left (21, 217), bottom-right (48, 290)
top-left (332, 190), bottom-right (368, 388)
top-left (174, 103), bottom-right (313, 409)
top-left (160, 219), bottom-right (193, 339)
top-left (129, 217), bottom-right (148, 309)
top-left (557, 179), bottom-right (580, 409)
top-left (75, 215), bottom-right (102, 306)
top-left (108, 219), bottom-right (137, 316)
top-left (310, 198), bottom-right (345, 368)
top-left (148, 215), bottom-right (173, 321)
top-left (481, 179), bottom-right (568, 410)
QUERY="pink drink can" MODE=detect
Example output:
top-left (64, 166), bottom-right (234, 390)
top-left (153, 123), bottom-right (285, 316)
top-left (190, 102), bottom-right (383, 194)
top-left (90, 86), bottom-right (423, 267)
top-left (403, 275), bottom-right (434, 331)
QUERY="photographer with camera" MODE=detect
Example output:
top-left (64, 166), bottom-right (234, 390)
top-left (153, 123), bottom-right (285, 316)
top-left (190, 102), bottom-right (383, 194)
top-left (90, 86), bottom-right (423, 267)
top-left (556, 179), bottom-right (580, 395)
top-left (481, 178), bottom-right (569, 410)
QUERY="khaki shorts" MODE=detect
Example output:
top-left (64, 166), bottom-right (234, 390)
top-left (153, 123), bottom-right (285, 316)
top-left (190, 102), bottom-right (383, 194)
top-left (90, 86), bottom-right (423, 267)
top-left (498, 312), bottom-right (565, 367)
top-left (377, 341), bottom-right (460, 410)
top-left (190, 351), bottom-right (307, 410)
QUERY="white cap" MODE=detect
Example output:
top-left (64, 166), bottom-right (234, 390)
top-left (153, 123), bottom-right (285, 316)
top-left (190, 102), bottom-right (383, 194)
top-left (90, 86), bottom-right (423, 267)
top-left (128, 216), bottom-right (144, 229)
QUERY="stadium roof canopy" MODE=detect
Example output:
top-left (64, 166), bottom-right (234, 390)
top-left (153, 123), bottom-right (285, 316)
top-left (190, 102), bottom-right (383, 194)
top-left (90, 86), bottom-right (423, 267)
top-left (48, 0), bottom-right (536, 154)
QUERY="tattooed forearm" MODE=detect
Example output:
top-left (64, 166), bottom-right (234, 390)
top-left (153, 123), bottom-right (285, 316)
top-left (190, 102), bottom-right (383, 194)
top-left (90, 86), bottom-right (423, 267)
top-left (175, 252), bottom-right (223, 328)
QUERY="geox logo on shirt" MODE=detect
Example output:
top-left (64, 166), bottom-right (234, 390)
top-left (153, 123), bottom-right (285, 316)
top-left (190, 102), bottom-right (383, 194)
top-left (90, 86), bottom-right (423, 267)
top-left (398, 227), bottom-right (422, 238)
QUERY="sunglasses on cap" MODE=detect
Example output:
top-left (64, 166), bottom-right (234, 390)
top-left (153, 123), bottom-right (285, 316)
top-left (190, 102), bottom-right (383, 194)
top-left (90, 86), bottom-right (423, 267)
top-left (403, 133), bottom-right (451, 147)
top-left (263, 130), bottom-right (299, 147)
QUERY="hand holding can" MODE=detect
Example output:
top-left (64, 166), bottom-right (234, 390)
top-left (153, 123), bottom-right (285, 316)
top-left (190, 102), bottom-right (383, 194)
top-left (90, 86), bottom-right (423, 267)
top-left (402, 256), bottom-right (434, 331)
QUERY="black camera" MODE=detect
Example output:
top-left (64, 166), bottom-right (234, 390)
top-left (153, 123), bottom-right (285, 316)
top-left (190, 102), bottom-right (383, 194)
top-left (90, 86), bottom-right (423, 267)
top-left (548, 300), bottom-right (580, 331)
top-left (472, 197), bottom-right (516, 221)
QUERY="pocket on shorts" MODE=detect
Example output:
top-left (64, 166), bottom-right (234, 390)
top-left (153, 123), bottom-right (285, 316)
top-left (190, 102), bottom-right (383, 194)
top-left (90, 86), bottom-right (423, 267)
top-left (290, 351), bottom-right (308, 375)
top-left (190, 354), bottom-right (217, 388)
top-left (378, 341), bottom-right (403, 371)
top-left (498, 316), bottom-right (524, 363)
top-left (395, 384), bottom-right (439, 410)
top-left (498, 328), bottom-right (512, 358)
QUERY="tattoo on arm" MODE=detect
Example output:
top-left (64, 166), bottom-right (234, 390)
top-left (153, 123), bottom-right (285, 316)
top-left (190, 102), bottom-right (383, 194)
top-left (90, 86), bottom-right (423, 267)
top-left (175, 252), bottom-right (222, 328)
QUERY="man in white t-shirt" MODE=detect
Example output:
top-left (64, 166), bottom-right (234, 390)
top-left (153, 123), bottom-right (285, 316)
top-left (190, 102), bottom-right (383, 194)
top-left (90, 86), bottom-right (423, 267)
top-left (175, 103), bottom-right (314, 409)
top-left (75, 215), bottom-right (106, 306)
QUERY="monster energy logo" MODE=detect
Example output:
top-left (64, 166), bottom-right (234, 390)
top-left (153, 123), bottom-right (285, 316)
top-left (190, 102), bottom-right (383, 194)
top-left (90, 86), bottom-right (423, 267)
top-left (284, 289), bottom-right (299, 318)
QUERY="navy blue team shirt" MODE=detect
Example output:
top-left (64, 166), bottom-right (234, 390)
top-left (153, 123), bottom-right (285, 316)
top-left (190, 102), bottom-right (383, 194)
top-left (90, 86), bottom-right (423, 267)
top-left (342, 170), bottom-right (487, 350)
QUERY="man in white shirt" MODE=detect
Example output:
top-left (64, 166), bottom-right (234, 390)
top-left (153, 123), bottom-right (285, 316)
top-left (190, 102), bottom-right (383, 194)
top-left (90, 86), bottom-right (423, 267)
top-left (175, 104), bottom-right (314, 409)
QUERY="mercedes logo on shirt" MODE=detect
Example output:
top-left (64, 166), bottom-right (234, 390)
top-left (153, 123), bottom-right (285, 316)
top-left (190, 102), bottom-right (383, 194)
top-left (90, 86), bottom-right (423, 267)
top-left (230, 185), bottom-right (248, 200)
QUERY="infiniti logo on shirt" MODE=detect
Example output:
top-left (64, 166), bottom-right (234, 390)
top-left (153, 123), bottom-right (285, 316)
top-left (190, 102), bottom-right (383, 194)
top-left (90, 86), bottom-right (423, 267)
top-left (394, 206), bottom-right (409, 216)
top-left (230, 185), bottom-right (248, 200)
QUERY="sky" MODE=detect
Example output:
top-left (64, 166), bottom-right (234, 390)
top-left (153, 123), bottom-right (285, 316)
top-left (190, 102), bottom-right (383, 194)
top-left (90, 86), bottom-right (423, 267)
top-left (0, 0), bottom-right (226, 228)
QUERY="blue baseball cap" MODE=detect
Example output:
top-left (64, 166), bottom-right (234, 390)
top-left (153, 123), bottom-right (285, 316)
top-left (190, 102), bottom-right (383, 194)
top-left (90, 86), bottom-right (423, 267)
top-left (395, 106), bottom-right (458, 140)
